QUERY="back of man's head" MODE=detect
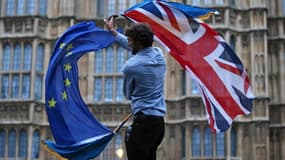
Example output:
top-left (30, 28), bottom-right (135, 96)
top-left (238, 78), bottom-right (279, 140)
top-left (125, 23), bottom-right (154, 48)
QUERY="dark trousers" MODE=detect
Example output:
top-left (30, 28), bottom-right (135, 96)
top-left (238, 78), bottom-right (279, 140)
top-left (125, 113), bottom-right (165, 160)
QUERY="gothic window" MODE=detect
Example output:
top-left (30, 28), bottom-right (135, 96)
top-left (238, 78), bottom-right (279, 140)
top-left (13, 44), bottom-right (21, 71)
top-left (116, 46), bottom-right (125, 73)
top-left (36, 44), bottom-right (44, 72)
top-left (24, 43), bottom-right (32, 71)
top-left (204, 127), bottom-right (213, 157)
top-left (8, 129), bottom-right (16, 157)
top-left (19, 129), bottom-right (27, 158)
top-left (34, 75), bottom-right (42, 100)
top-left (39, 0), bottom-right (47, 16)
top-left (0, 129), bottom-right (5, 157)
top-left (116, 77), bottom-right (124, 101)
top-left (27, 0), bottom-right (36, 15)
top-left (22, 75), bottom-right (30, 99)
top-left (105, 77), bottom-right (113, 102)
top-left (106, 47), bottom-right (114, 73)
top-left (230, 35), bottom-right (236, 51)
top-left (95, 50), bottom-right (103, 73)
top-left (192, 126), bottom-right (201, 157)
top-left (97, 0), bottom-right (104, 17)
top-left (94, 78), bottom-right (102, 101)
top-left (1, 75), bottom-right (9, 98)
top-left (3, 44), bottom-right (11, 71)
top-left (12, 75), bottom-right (19, 98)
top-left (17, 0), bottom-right (25, 15)
top-left (6, 0), bottom-right (15, 16)
top-left (216, 132), bottom-right (225, 157)
top-left (31, 130), bottom-right (40, 158)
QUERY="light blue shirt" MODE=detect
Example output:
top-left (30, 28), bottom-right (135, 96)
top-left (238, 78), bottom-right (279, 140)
top-left (115, 33), bottom-right (166, 117)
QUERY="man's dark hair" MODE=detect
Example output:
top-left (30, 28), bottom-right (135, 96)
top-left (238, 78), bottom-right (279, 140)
top-left (125, 23), bottom-right (154, 47)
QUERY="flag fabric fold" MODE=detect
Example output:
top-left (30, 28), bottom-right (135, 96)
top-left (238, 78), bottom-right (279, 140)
top-left (44, 21), bottom-right (116, 159)
top-left (123, 0), bottom-right (254, 133)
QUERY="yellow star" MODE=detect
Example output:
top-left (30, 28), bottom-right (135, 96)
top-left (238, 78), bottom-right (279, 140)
top-left (48, 98), bottom-right (57, 108)
top-left (61, 91), bottom-right (68, 101)
top-left (66, 44), bottom-right (73, 51)
top-left (60, 43), bottom-right (65, 49)
top-left (64, 78), bottom-right (71, 87)
top-left (64, 63), bottom-right (72, 72)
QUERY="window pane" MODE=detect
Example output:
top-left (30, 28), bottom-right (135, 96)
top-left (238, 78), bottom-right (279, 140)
top-left (22, 75), bottom-right (31, 99)
top-left (27, 0), bottom-right (36, 14)
top-left (31, 131), bottom-right (40, 158)
top-left (36, 44), bottom-right (44, 72)
top-left (97, 0), bottom-right (104, 17)
top-left (192, 127), bottom-right (201, 157)
top-left (13, 44), bottom-right (21, 71)
top-left (216, 0), bottom-right (224, 5)
top-left (1, 75), bottom-right (9, 98)
top-left (34, 75), bottom-right (43, 100)
top-left (230, 35), bottom-right (236, 51)
top-left (0, 130), bottom-right (5, 157)
top-left (12, 75), bottom-right (20, 98)
top-left (192, 0), bottom-right (200, 6)
top-left (105, 78), bottom-right (113, 102)
top-left (216, 132), bottom-right (225, 157)
top-left (19, 129), bottom-right (27, 158)
top-left (17, 0), bottom-right (25, 15)
top-left (231, 128), bottom-right (237, 156)
top-left (94, 78), bottom-right (102, 101)
top-left (24, 44), bottom-right (32, 71)
top-left (108, 0), bottom-right (116, 15)
top-left (116, 46), bottom-right (125, 72)
top-left (118, 1), bottom-right (126, 14)
top-left (116, 78), bottom-right (124, 101)
top-left (204, 127), bottom-right (213, 157)
top-left (192, 80), bottom-right (200, 94)
top-left (95, 50), bottom-right (103, 73)
top-left (105, 47), bottom-right (114, 73)
top-left (2, 44), bottom-right (10, 71)
top-left (39, 0), bottom-right (47, 16)
top-left (129, 0), bottom-right (137, 7)
top-left (8, 129), bottom-right (16, 157)
top-left (6, 0), bottom-right (15, 16)
top-left (181, 127), bottom-right (186, 159)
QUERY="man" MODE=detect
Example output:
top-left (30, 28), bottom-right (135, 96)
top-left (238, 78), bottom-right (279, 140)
top-left (105, 18), bottom-right (166, 160)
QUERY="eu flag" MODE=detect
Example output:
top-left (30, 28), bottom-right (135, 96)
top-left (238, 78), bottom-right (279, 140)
top-left (43, 21), bottom-right (116, 160)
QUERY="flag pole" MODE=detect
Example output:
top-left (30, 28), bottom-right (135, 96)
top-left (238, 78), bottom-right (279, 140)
top-left (113, 113), bottom-right (132, 134)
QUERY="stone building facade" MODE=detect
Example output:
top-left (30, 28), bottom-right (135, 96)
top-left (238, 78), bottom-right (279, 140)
top-left (0, 0), bottom-right (284, 160)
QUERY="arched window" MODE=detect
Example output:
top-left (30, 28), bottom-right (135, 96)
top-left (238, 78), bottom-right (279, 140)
top-left (0, 129), bottom-right (5, 157)
top-left (8, 129), bottom-right (16, 157)
top-left (19, 129), bottom-right (27, 158)
top-left (231, 127), bottom-right (237, 156)
top-left (1, 75), bottom-right (9, 98)
top-left (34, 75), bottom-right (42, 100)
top-left (216, 132), bottom-right (225, 157)
top-left (24, 44), bottom-right (32, 71)
top-left (13, 43), bottom-right (21, 71)
top-left (192, 126), bottom-right (201, 157)
top-left (39, 0), bottom-right (47, 16)
top-left (31, 130), bottom-right (40, 158)
top-left (27, 0), bottom-right (36, 15)
top-left (230, 35), bottom-right (236, 51)
top-left (36, 44), bottom-right (44, 72)
top-left (94, 78), bottom-right (102, 102)
top-left (2, 44), bottom-right (11, 71)
top-left (17, 0), bottom-right (25, 15)
top-left (105, 47), bottom-right (114, 73)
top-left (116, 46), bottom-right (125, 73)
top-left (22, 75), bottom-right (30, 99)
top-left (12, 75), bottom-right (20, 98)
top-left (95, 50), bottom-right (103, 73)
top-left (105, 77), bottom-right (113, 102)
top-left (204, 127), bottom-right (213, 157)
top-left (6, 0), bottom-right (15, 16)
top-left (116, 77), bottom-right (124, 101)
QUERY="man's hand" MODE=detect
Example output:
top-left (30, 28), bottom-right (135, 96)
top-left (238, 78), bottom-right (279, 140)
top-left (104, 16), bottom-right (117, 36)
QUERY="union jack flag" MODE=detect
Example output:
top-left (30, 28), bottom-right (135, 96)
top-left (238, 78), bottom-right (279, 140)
top-left (123, 0), bottom-right (254, 133)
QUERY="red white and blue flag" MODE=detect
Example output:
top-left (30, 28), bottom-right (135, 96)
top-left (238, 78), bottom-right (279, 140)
top-left (123, 0), bottom-right (254, 133)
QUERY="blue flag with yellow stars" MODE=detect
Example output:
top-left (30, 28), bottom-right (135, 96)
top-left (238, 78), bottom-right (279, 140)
top-left (43, 21), bottom-right (115, 160)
